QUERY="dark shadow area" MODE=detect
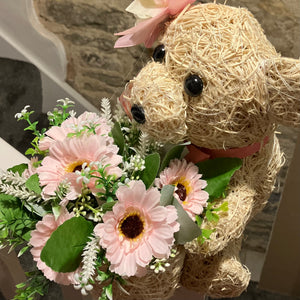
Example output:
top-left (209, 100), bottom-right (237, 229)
top-left (0, 58), bottom-right (43, 154)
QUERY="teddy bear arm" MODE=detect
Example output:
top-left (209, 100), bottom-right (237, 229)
top-left (198, 183), bottom-right (256, 256)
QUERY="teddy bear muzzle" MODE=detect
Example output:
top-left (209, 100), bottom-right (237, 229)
top-left (123, 62), bottom-right (189, 143)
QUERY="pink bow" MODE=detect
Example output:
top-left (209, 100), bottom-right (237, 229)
top-left (114, 0), bottom-right (196, 48)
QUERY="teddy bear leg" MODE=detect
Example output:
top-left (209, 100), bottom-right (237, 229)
top-left (181, 238), bottom-right (250, 299)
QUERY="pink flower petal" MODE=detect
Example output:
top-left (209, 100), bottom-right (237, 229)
top-left (114, 8), bottom-right (168, 48)
top-left (168, 0), bottom-right (196, 14)
top-left (157, 159), bottom-right (209, 220)
top-left (140, 187), bottom-right (161, 210)
top-left (148, 206), bottom-right (167, 222)
top-left (115, 0), bottom-right (197, 48)
top-left (37, 134), bottom-right (122, 204)
top-left (148, 233), bottom-right (170, 258)
top-left (39, 112), bottom-right (111, 151)
top-left (137, 242), bottom-right (153, 266)
top-left (94, 180), bottom-right (179, 277)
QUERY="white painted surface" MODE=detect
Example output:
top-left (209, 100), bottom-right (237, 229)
top-left (0, 137), bottom-right (28, 169)
top-left (0, 0), bottom-right (66, 78)
top-left (0, 0), bottom-right (98, 114)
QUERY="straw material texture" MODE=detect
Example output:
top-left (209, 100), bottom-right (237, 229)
top-left (118, 2), bottom-right (300, 299)
top-left (181, 237), bottom-right (251, 298)
top-left (92, 246), bottom-right (185, 300)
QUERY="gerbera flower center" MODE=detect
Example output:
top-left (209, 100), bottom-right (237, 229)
top-left (119, 212), bottom-right (145, 239)
top-left (174, 177), bottom-right (191, 202)
top-left (175, 183), bottom-right (187, 201)
top-left (65, 160), bottom-right (88, 173)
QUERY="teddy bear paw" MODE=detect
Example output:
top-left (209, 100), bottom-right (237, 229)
top-left (181, 250), bottom-right (250, 298)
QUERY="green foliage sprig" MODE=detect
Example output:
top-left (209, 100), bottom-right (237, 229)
top-left (47, 98), bottom-right (75, 127)
top-left (13, 270), bottom-right (50, 300)
top-left (0, 193), bottom-right (38, 255)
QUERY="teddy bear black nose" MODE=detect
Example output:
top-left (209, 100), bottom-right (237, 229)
top-left (131, 104), bottom-right (146, 124)
top-left (184, 74), bottom-right (204, 97)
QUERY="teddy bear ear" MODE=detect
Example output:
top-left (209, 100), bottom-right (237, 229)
top-left (265, 57), bottom-right (300, 127)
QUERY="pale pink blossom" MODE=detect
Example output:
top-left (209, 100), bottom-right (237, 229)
top-left (22, 157), bottom-right (39, 179)
top-left (94, 180), bottom-right (179, 277)
top-left (156, 159), bottom-right (208, 220)
top-left (37, 135), bottom-right (122, 203)
top-left (30, 210), bottom-right (77, 285)
top-left (39, 112), bottom-right (111, 151)
top-left (115, 0), bottom-right (196, 48)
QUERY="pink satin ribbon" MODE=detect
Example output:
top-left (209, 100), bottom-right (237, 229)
top-left (114, 0), bottom-right (196, 48)
top-left (185, 136), bottom-right (269, 164)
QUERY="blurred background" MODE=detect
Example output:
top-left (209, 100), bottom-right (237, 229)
top-left (0, 0), bottom-right (299, 299)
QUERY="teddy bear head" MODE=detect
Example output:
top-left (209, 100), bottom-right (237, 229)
top-left (120, 3), bottom-right (300, 149)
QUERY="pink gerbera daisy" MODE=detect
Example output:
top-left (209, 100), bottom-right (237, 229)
top-left (156, 159), bottom-right (209, 220)
top-left (39, 112), bottom-right (111, 151)
top-left (30, 210), bottom-right (77, 285)
top-left (94, 180), bottom-right (179, 277)
top-left (37, 134), bottom-right (122, 202)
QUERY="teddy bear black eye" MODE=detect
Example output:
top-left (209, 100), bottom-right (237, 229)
top-left (152, 44), bottom-right (165, 63)
top-left (184, 74), bottom-right (204, 97)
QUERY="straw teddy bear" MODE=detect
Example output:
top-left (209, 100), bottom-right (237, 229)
top-left (115, 1), bottom-right (300, 298)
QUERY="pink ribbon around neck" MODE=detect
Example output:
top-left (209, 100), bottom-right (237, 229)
top-left (185, 136), bottom-right (270, 164)
top-left (114, 0), bottom-right (196, 48)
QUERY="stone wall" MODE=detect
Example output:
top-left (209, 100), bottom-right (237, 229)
top-left (34, 0), bottom-right (300, 110)
top-left (34, 0), bottom-right (150, 110)
top-left (33, 0), bottom-right (300, 253)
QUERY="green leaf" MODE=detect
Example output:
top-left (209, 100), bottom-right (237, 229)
top-left (198, 228), bottom-right (214, 244)
top-left (0, 227), bottom-right (8, 239)
top-left (160, 185), bottom-right (175, 206)
top-left (22, 230), bottom-right (32, 242)
top-left (25, 148), bottom-right (36, 156)
top-left (213, 201), bottom-right (228, 212)
top-left (202, 228), bottom-right (214, 239)
top-left (105, 284), bottom-right (113, 300)
top-left (16, 283), bottom-right (26, 289)
top-left (25, 174), bottom-right (42, 194)
top-left (8, 163), bottom-right (28, 176)
top-left (173, 199), bottom-right (201, 244)
top-left (96, 271), bottom-right (110, 282)
top-left (197, 157), bottom-right (242, 201)
top-left (111, 122), bottom-right (125, 155)
top-left (0, 194), bottom-right (36, 243)
top-left (106, 197), bottom-right (114, 203)
top-left (140, 153), bottom-right (160, 189)
top-left (159, 145), bottom-right (185, 173)
top-left (18, 245), bottom-right (30, 257)
top-left (195, 215), bottom-right (203, 227)
top-left (41, 216), bottom-right (94, 272)
top-left (205, 210), bottom-right (219, 223)
top-left (52, 206), bottom-right (61, 219)
top-left (101, 201), bottom-right (117, 213)
top-left (23, 202), bottom-right (48, 217)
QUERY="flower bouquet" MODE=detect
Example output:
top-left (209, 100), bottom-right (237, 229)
top-left (0, 98), bottom-right (242, 300)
